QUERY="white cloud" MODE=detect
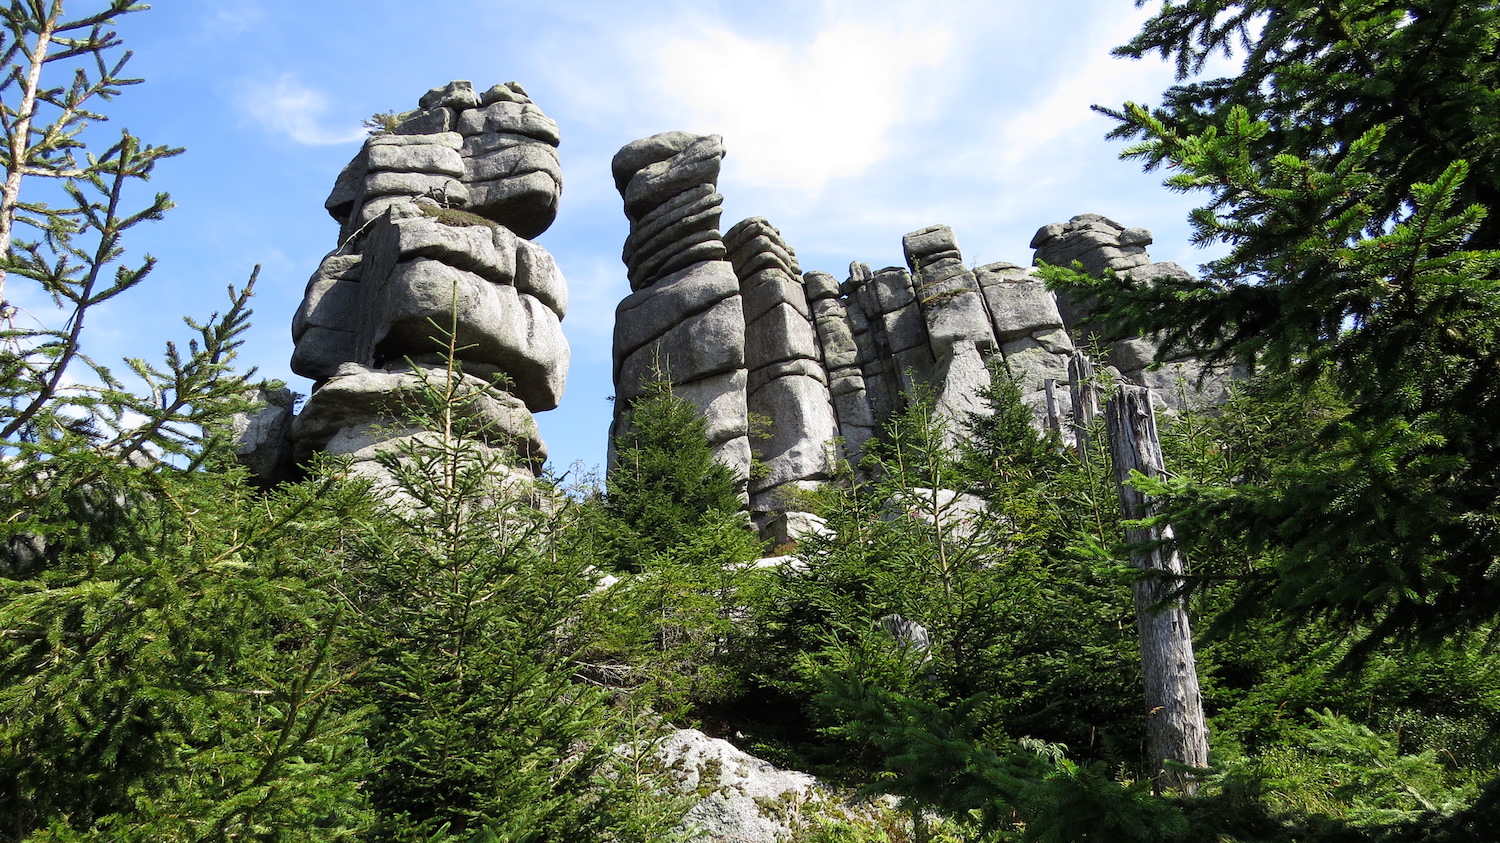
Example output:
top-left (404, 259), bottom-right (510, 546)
top-left (207, 4), bottom-right (267, 38)
top-left (240, 74), bottom-right (365, 146)
top-left (653, 18), bottom-right (953, 195)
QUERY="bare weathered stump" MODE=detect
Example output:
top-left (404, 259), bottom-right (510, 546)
top-left (1106, 382), bottom-right (1209, 793)
top-left (1068, 352), bottom-right (1100, 458)
top-left (1044, 378), bottom-right (1063, 439)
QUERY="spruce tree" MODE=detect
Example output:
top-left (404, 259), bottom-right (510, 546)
top-left (1045, 0), bottom-right (1500, 651)
top-left (0, 5), bottom-right (376, 837)
top-left (339, 315), bottom-right (689, 842)
top-left (579, 377), bottom-right (764, 721)
top-left (602, 378), bottom-right (747, 571)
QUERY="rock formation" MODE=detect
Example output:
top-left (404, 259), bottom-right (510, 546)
top-left (1032, 214), bottom-right (1242, 407)
top-left (725, 218), bottom-right (839, 513)
top-left (607, 134), bottom-right (1232, 533)
top-left (646, 728), bottom-right (895, 842)
top-left (281, 81), bottom-right (569, 486)
top-left (609, 132), bottom-right (751, 483)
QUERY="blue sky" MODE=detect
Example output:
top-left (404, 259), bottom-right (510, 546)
top-left (47, 0), bottom-right (1229, 474)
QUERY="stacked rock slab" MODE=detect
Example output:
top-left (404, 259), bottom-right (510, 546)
top-left (903, 225), bottom-right (1003, 429)
top-left (605, 180), bottom-right (1234, 534)
top-left (724, 218), bottom-right (839, 513)
top-left (1031, 213), bottom-right (1237, 409)
top-left (803, 270), bottom-right (878, 460)
top-left (973, 260), bottom-right (1073, 419)
top-left (287, 81), bottom-right (569, 485)
top-left (814, 226), bottom-right (1075, 452)
top-left (610, 133), bottom-right (751, 482)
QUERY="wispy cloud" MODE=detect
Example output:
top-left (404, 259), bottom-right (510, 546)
top-left (240, 73), bottom-right (365, 146)
top-left (206, 4), bottom-right (267, 39)
top-left (653, 18), bottom-right (953, 195)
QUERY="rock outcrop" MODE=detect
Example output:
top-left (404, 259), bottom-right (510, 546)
top-left (284, 81), bottom-right (569, 485)
top-left (1032, 214), bottom-right (1241, 408)
top-left (649, 728), bottom-right (892, 842)
top-left (607, 140), bottom-right (1233, 532)
top-left (725, 218), bottom-right (839, 513)
top-left (230, 385), bottom-right (295, 487)
top-left (609, 132), bottom-right (751, 483)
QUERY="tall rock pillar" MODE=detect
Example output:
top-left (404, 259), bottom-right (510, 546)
top-left (725, 218), bottom-right (839, 517)
top-left (287, 80), bottom-right (569, 487)
top-left (902, 225), bottom-right (1001, 429)
top-left (610, 133), bottom-right (751, 482)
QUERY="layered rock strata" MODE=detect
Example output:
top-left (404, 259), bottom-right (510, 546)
top-left (285, 81), bottom-right (569, 484)
top-left (810, 227), bottom-right (1075, 454)
top-left (609, 133), bottom-right (751, 482)
top-left (1031, 214), bottom-right (1239, 409)
top-left (724, 218), bottom-right (839, 513)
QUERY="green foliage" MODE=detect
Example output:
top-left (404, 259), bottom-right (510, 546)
top-left (747, 387), bottom-right (1142, 830)
top-left (0, 0), bottom-right (184, 445)
top-left (418, 204), bottom-right (500, 229)
top-left (602, 377), bottom-right (749, 572)
top-left (569, 376), bottom-right (766, 722)
top-left (1, 452), bottom-right (376, 840)
top-left (363, 111), bottom-right (402, 135)
top-left (0, 7), bottom-right (379, 836)
top-left (337, 311), bottom-right (688, 841)
top-left (577, 508), bottom-right (767, 721)
top-left (1044, 0), bottom-right (1500, 654)
top-left (9, 3), bottom-right (1500, 840)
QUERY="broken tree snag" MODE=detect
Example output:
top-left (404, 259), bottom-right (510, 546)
top-left (1105, 382), bottom-right (1209, 794)
top-left (1068, 351), bottom-right (1100, 459)
top-left (1044, 378), bottom-right (1063, 439)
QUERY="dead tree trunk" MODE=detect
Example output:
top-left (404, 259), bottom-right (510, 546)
top-left (1068, 352), bottom-right (1100, 459)
top-left (1044, 378), bottom-right (1063, 440)
top-left (1105, 382), bottom-right (1209, 793)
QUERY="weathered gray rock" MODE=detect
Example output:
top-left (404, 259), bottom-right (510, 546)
top-left (350, 82), bottom-right (565, 240)
top-left (366, 135), bottom-right (464, 177)
top-left (880, 614), bottom-right (932, 661)
top-left (932, 338), bottom-right (994, 431)
top-left (650, 729), bottom-right (826, 843)
top-left (1000, 334), bottom-right (1070, 394)
top-left (362, 170), bottom-right (468, 202)
top-left (290, 326), bottom-right (358, 382)
top-left (603, 191), bottom-right (1238, 538)
top-left (464, 170), bottom-right (559, 239)
top-left (976, 263), bottom-right (1062, 341)
top-left (614, 260), bottom-right (741, 364)
top-left (418, 80), bottom-right (480, 111)
top-left (289, 82), bottom-right (570, 481)
top-left (393, 106), bottom-right (453, 136)
top-left (360, 256), bottom-right (568, 411)
top-left (746, 374), bottom-right (839, 493)
top-left (610, 133), bottom-right (751, 485)
top-left (726, 218), bottom-right (840, 513)
top-left (291, 254), bottom-right (363, 342)
top-left (883, 488), bottom-right (988, 540)
top-left (904, 226), bottom-right (997, 355)
top-left (760, 510), bottom-right (832, 547)
top-left (365, 213), bottom-right (515, 286)
top-left (614, 133), bottom-right (729, 291)
top-left (230, 386), bottom-right (296, 487)
top-left (615, 295), bottom-right (745, 401)
top-left (1030, 215), bottom-right (1241, 412)
top-left (479, 81), bottom-right (532, 106)
top-left (673, 369), bottom-right (750, 448)
top-left (293, 363), bottom-right (546, 474)
top-left (514, 238), bottom-right (567, 318)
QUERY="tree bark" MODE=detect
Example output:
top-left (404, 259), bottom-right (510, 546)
top-left (1068, 352), bottom-right (1100, 458)
top-left (1106, 382), bottom-right (1209, 793)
